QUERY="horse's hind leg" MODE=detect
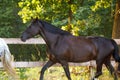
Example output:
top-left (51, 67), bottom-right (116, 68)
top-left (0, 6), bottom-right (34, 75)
top-left (40, 60), bottom-right (55, 80)
top-left (60, 60), bottom-right (71, 80)
top-left (104, 59), bottom-right (118, 80)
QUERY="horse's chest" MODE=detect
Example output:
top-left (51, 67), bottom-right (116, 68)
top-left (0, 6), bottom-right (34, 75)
top-left (47, 43), bottom-right (69, 59)
top-left (47, 52), bottom-right (57, 62)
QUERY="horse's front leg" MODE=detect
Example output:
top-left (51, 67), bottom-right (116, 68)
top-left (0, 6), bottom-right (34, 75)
top-left (60, 60), bottom-right (72, 80)
top-left (92, 60), bottom-right (103, 80)
top-left (40, 60), bottom-right (55, 80)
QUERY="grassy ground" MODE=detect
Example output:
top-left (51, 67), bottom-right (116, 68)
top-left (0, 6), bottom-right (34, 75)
top-left (0, 66), bottom-right (119, 80)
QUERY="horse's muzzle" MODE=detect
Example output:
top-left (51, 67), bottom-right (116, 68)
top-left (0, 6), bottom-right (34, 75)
top-left (20, 36), bottom-right (26, 42)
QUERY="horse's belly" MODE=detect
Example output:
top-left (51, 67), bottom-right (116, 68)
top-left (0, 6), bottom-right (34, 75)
top-left (70, 55), bottom-right (94, 62)
top-left (69, 50), bottom-right (96, 62)
top-left (68, 43), bottom-right (96, 62)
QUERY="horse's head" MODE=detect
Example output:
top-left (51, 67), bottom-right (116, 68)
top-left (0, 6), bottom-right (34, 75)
top-left (21, 18), bottom-right (41, 42)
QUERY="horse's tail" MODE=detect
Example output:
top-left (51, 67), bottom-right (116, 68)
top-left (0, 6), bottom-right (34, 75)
top-left (111, 39), bottom-right (120, 62)
top-left (1, 39), bottom-right (19, 80)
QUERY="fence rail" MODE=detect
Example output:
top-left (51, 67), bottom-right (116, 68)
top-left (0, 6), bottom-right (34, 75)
top-left (2, 38), bottom-right (120, 45)
top-left (3, 38), bottom-right (45, 44)
top-left (0, 38), bottom-right (120, 68)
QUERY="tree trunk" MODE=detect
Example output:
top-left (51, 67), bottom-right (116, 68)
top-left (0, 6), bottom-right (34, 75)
top-left (68, 0), bottom-right (73, 32)
top-left (112, 0), bottom-right (120, 38)
top-left (112, 0), bottom-right (120, 76)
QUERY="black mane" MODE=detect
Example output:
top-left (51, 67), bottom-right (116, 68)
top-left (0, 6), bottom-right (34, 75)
top-left (39, 20), bottom-right (71, 35)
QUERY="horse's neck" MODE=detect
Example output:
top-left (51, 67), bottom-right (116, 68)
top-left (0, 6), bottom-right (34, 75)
top-left (40, 28), bottom-right (59, 47)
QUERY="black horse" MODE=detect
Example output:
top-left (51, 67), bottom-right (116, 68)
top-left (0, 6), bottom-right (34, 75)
top-left (21, 18), bottom-right (120, 80)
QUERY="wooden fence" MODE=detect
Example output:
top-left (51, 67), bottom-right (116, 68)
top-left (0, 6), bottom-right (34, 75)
top-left (0, 38), bottom-right (120, 68)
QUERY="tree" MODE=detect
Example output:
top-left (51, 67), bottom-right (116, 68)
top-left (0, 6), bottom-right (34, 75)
top-left (112, 0), bottom-right (120, 38)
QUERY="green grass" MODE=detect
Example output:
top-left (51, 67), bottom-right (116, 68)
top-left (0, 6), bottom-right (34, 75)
top-left (0, 66), bottom-right (119, 80)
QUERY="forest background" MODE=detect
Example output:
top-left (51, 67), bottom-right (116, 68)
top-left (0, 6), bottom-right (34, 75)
top-left (0, 0), bottom-right (119, 61)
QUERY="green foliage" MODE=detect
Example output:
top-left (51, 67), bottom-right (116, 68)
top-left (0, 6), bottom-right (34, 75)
top-left (18, 68), bottom-right (28, 79)
top-left (9, 44), bottom-right (47, 61)
top-left (60, 0), bottom-right (114, 37)
top-left (0, 0), bottom-right (25, 38)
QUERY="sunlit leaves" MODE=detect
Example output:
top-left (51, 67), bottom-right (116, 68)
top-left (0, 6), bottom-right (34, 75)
top-left (62, 24), bottom-right (80, 36)
top-left (18, 0), bottom-right (80, 23)
top-left (91, 0), bottom-right (112, 11)
top-left (71, 4), bottom-right (77, 14)
top-left (18, 0), bottom-right (44, 23)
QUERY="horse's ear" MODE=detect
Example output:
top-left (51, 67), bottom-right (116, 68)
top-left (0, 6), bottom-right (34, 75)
top-left (31, 17), bottom-right (39, 22)
top-left (31, 17), bottom-right (39, 21)
top-left (35, 17), bottom-right (39, 21)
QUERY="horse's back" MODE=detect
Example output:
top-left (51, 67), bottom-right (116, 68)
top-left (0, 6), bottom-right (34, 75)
top-left (88, 36), bottom-right (114, 50)
top-left (88, 36), bottom-right (114, 58)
